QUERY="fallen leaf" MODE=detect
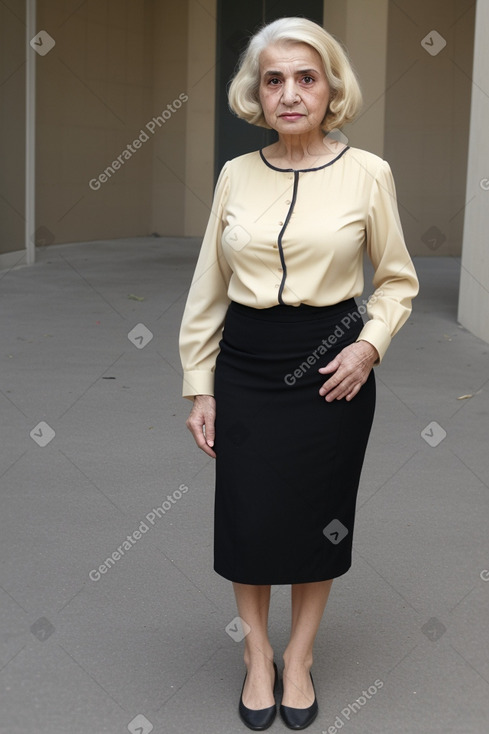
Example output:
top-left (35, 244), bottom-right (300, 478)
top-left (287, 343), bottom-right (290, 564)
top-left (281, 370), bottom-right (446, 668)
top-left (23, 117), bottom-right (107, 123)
top-left (128, 294), bottom-right (144, 301)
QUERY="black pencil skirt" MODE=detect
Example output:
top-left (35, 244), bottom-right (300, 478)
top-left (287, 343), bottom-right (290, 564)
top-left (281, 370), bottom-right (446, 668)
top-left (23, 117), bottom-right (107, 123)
top-left (213, 299), bottom-right (376, 585)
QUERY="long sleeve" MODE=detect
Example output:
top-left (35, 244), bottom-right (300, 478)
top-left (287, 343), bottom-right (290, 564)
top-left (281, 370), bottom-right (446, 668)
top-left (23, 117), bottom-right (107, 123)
top-left (179, 148), bottom-right (419, 399)
top-left (179, 163), bottom-right (233, 399)
top-left (357, 160), bottom-right (419, 362)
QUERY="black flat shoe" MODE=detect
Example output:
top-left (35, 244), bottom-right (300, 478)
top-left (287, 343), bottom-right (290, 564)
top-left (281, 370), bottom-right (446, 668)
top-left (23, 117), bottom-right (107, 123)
top-left (279, 672), bottom-right (318, 730)
top-left (238, 661), bottom-right (278, 731)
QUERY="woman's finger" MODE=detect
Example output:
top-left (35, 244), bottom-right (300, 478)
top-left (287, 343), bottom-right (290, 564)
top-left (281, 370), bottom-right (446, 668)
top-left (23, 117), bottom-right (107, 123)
top-left (323, 377), bottom-right (360, 402)
top-left (318, 355), bottom-right (340, 375)
top-left (186, 397), bottom-right (217, 458)
top-left (187, 415), bottom-right (216, 457)
top-left (319, 342), bottom-right (376, 400)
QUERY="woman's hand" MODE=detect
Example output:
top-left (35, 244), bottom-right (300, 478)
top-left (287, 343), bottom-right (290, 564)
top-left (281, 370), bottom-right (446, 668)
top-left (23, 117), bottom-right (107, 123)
top-left (186, 394), bottom-right (217, 458)
top-left (318, 341), bottom-right (378, 402)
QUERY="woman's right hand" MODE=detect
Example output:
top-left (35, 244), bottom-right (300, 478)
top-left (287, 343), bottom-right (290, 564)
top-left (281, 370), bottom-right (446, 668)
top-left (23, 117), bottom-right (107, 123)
top-left (185, 395), bottom-right (217, 458)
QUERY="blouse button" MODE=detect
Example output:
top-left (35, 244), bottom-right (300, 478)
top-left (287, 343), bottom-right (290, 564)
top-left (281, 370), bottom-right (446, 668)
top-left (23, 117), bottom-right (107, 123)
top-left (285, 200), bottom-right (291, 205)
top-left (278, 221), bottom-right (283, 226)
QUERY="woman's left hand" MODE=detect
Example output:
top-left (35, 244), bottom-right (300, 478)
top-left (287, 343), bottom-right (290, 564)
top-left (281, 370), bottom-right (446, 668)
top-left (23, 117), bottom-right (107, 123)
top-left (318, 340), bottom-right (378, 402)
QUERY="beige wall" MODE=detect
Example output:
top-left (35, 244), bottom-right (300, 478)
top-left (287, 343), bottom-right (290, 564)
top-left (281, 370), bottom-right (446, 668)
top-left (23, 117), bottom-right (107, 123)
top-left (0, 0), bottom-right (476, 259)
top-left (383, 0), bottom-right (475, 256)
top-left (149, 0), bottom-right (216, 237)
top-left (33, 0), bottom-right (214, 248)
top-left (0, 1), bottom-right (26, 257)
top-left (184, 0), bottom-right (217, 236)
top-left (150, 1), bottom-right (188, 236)
top-left (324, 0), bottom-right (389, 158)
top-left (325, 0), bottom-right (475, 258)
top-left (35, 0), bottom-right (154, 246)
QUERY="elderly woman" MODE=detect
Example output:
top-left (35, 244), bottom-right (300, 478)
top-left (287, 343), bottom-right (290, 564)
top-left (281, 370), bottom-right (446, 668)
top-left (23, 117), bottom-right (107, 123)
top-left (179, 16), bottom-right (418, 731)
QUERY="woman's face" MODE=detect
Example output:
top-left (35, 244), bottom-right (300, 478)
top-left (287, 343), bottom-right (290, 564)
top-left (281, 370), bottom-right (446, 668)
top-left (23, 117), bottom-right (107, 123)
top-left (258, 41), bottom-right (330, 135)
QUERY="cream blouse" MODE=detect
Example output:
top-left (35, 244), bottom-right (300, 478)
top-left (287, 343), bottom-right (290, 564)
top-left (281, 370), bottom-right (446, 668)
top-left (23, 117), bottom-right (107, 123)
top-left (179, 144), bottom-right (419, 399)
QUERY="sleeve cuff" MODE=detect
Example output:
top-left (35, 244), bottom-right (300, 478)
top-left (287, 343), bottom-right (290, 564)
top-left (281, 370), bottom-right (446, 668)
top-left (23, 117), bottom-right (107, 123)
top-left (182, 370), bottom-right (215, 400)
top-left (357, 320), bottom-right (392, 364)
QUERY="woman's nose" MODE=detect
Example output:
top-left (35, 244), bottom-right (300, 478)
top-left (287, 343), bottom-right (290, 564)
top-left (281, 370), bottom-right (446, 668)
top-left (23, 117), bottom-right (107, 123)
top-left (281, 81), bottom-right (299, 105)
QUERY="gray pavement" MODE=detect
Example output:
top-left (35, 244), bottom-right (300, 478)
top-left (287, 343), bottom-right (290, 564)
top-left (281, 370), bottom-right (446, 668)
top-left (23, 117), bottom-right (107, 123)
top-left (0, 238), bottom-right (488, 734)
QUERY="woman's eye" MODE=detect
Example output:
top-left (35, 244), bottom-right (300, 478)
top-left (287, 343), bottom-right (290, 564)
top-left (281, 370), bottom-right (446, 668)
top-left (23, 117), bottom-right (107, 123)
top-left (302, 76), bottom-right (314, 84)
top-left (268, 78), bottom-right (281, 85)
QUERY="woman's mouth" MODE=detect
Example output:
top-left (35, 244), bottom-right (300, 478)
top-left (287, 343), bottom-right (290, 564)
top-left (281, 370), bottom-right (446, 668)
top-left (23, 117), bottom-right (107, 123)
top-left (279, 113), bottom-right (304, 121)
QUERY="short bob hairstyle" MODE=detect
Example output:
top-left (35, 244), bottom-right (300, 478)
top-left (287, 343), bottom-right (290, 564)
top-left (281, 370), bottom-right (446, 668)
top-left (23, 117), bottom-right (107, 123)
top-left (228, 17), bottom-right (362, 133)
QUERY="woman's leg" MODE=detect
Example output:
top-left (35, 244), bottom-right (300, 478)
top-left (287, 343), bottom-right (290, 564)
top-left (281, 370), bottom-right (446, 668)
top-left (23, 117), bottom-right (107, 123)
top-left (282, 579), bottom-right (333, 708)
top-left (233, 582), bottom-right (275, 709)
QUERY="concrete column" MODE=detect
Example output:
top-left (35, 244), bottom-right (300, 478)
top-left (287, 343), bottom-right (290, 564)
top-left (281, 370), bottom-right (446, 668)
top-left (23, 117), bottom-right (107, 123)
top-left (25, 0), bottom-right (36, 265)
top-left (458, 0), bottom-right (489, 344)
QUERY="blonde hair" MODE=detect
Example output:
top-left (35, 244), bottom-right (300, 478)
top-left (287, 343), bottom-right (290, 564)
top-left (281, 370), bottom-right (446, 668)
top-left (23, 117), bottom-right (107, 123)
top-left (228, 17), bottom-right (362, 132)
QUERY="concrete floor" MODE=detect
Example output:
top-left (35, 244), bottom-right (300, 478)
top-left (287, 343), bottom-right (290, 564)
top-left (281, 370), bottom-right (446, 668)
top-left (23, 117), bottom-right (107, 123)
top-left (0, 238), bottom-right (488, 734)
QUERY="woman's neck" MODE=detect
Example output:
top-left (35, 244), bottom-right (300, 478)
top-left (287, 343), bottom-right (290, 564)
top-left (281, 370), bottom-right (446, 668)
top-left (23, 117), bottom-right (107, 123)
top-left (263, 131), bottom-right (346, 168)
top-left (275, 131), bottom-right (326, 161)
